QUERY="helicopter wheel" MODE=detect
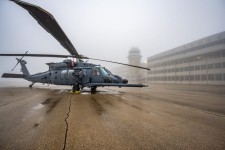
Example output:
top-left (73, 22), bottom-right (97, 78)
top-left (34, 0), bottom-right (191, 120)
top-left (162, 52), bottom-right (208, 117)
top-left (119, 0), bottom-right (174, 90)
top-left (91, 86), bottom-right (97, 93)
top-left (73, 84), bottom-right (80, 92)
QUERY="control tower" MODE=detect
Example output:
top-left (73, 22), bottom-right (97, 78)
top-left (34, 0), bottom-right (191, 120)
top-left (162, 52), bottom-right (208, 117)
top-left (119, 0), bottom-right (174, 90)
top-left (127, 47), bottom-right (142, 82)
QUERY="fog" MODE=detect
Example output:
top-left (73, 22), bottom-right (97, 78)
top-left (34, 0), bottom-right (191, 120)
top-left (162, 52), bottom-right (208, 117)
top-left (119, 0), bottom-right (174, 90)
top-left (0, 0), bottom-right (225, 86)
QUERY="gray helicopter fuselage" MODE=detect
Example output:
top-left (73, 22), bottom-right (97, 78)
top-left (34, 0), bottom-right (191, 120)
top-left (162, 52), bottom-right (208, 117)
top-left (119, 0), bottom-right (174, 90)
top-left (2, 58), bottom-right (146, 91)
top-left (25, 61), bottom-right (126, 87)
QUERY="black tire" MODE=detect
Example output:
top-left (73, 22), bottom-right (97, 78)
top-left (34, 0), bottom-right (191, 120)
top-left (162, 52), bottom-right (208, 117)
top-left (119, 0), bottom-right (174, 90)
top-left (91, 86), bottom-right (97, 93)
top-left (73, 83), bottom-right (80, 92)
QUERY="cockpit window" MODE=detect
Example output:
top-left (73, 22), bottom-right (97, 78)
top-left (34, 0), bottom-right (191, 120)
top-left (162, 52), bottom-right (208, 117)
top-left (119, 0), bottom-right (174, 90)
top-left (104, 68), bottom-right (113, 75)
top-left (100, 67), bottom-right (110, 76)
top-left (92, 68), bottom-right (101, 76)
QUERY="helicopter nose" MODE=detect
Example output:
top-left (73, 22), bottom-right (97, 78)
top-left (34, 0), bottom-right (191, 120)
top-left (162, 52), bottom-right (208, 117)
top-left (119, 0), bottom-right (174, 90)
top-left (122, 79), bottom-right (128, 84)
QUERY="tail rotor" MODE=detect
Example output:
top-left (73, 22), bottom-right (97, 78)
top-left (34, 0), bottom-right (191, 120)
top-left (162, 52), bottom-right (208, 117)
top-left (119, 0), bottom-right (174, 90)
top-left (12, 51), bottom-right (28, 71)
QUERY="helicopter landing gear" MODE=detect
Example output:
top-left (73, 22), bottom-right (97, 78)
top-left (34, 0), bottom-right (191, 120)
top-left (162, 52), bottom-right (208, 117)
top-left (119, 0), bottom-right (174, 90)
top-left (29, 82), bottom-right (35, 88)
top-left (91, 86), bottom-right (97, 93)
top-left (72, 83), bottom-right (80, 93)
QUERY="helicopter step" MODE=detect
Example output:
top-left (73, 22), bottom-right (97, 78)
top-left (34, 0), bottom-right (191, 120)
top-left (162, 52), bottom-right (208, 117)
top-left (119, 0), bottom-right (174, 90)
top-left (86, 83), bottom-right (148, 88)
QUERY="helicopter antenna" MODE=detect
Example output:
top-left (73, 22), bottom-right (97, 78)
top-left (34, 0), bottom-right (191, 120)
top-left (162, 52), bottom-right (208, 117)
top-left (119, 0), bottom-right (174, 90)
top-left (11, 51), bottom-right (28, 71)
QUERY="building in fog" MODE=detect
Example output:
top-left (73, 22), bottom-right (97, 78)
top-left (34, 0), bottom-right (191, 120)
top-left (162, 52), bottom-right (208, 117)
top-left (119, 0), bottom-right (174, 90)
top-left (113, 47), bottom-right (147, 83)
top-left (147, 31), bottom-right (225, 85)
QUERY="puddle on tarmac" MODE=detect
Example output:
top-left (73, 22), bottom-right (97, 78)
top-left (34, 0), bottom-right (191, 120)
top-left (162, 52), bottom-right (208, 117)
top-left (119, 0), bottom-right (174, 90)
top-left (32, 104), bottom-right (44, 110)
top-left (57, 89), bottom-right (67, 94)
top-left (70, 89), bottom-right (121, 95)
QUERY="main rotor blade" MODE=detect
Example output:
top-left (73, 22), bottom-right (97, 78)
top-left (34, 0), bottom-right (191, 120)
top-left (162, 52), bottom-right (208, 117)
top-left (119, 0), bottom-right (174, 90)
top-left (0, 53), bottom-right (150, 70)
top-left (0, 54), bottom-right (71, 58)
top-left (88, 58), bottom-right (150, 70)
top-left (10, 0), bottom-right (79, 56)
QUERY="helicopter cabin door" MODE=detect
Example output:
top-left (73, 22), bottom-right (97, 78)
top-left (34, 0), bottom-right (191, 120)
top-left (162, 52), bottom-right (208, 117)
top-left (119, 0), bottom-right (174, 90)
top-left (81, 68), bottom-right (92, 84)
top-left (60, 69), bottom-right (75, 85)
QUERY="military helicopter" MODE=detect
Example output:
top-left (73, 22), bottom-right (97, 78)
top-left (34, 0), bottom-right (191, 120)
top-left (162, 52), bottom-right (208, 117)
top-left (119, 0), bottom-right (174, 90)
top-left (0, 0), bottom-right (150, 93)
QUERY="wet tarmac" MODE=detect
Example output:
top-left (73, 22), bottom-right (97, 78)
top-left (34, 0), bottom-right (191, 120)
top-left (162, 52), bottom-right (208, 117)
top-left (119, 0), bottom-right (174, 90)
top-left (0, 84), bottom-right (225, 150)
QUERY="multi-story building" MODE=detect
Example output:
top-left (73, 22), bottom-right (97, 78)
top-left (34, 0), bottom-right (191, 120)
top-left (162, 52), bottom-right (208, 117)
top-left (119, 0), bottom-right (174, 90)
top-left (147, 31), bottom-right (225, 85)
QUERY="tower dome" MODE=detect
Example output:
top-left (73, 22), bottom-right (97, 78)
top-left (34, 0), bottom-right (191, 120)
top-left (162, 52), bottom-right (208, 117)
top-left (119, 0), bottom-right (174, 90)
top-left (128, 47), bottom-right (142, 66)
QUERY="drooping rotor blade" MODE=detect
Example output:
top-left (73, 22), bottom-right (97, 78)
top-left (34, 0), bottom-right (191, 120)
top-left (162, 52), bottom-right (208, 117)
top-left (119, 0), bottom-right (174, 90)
top-left (11, 51), bottom-right (28, 71)
top-left (88, 57), bottom-right (150, 70)
top-left (10, 0), bottom-right (79, 56)
top-left (0, 53), bottom-right (150, 70)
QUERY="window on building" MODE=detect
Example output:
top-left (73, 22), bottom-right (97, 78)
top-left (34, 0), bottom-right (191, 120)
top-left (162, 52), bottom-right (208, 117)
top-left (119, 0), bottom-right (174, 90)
top-left (171, 61), bottom-right (175, 65)
top-left (223, 51), bottom-right (225, 57)
top-left (185, 75), bottom-right (189, 81)
top-left (207, 53), bottom-right (213, 59)
top-left (207, 64), bottom-right (214, 69)
top-left (180, 67), bottom-right (184, 72)
top-left (195, 65), bottom-right (200, 71)
top-left (201, 64), bottom-right (207, 70)
top-left (215, 73), bottom-right (222, 80)
top-left (165, 62), bottom-right (168, 66)
top-left (168, 76), bottom-right (171, 81)
top-left (176, 76), bottom-right (179, 81)
top-left (189, 57), bottom-right (194, 62)
top-left (223, 62), bottom-right (225, 68)
top-left (164, 76), bottom-right (167, 81)
top-left (180, 59), bottom-right (184, 64)
top-left (172, 76), bottom-right (176, 81)
top-left (189, 66), bottom-right (194, 71)
top-left (159, 70), bottom-right (162, 74)
top-left (184, 58), bottom-right (189, 63)
top-left (180, 76), bottom-right (184, 81)
top-left (185, 67), bottom-right (189, 71)
top-left (208, 74), bottom-right (214, 81)
top-left (224, 73), bottom-right (225, 81)
top-left (215, 63), bottom-right (222, 69)
top-left (201, 74), bottom-right (207, 81)
top-left (159, 77), bottom-right (163, 81)
top-left (195, 75), bottom-right (200, 81)
top-left (176, 68), bottom-right (179, 72)
top-left (214, 52), bottom-right (221, 58)
top-left (190, 75), bottom-right (194, 81)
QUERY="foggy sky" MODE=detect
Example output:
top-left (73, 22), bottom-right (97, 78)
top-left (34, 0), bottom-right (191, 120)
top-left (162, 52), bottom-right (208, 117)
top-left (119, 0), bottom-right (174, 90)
top-left (0, 0), bottom-right (225, 86)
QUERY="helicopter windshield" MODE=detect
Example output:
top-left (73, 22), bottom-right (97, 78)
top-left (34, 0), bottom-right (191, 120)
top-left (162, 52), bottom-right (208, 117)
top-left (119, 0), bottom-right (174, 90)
top-left (104, 68), bottom-right (113, 75)
top-left (99, 67), bottom-right (110, 76)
